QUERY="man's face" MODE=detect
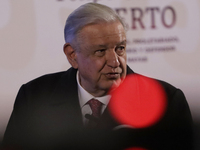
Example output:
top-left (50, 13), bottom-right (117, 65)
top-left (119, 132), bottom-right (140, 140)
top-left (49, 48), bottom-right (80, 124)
top-left (74, 21), bottom-right (127, 97)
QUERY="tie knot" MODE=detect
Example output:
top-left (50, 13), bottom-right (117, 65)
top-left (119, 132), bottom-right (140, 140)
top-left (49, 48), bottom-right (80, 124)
top-left (87, 99), bottom-right (103, 118)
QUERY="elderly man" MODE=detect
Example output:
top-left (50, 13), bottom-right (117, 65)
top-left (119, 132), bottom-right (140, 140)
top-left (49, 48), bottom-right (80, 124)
top-left (2, 3), bottom-right (193, 150)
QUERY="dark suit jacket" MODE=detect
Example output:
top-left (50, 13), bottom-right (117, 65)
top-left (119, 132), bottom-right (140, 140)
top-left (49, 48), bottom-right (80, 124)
top-left (2, 66), bottom-right (193, 150)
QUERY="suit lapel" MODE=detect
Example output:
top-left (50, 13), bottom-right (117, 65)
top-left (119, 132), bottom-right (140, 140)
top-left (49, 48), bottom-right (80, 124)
top-left (47, 68), bottom-right (83, 129)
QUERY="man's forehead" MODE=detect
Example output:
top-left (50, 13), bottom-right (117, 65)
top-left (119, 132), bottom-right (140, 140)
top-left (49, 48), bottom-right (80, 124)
top-left (78, 22), bottom-right (126, 39)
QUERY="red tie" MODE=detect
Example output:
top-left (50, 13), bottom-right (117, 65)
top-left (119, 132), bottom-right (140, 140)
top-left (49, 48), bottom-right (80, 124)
top-left (86, 99), bottom-right (103, 128)
top-left (87, 98), bottom-right (103, 118)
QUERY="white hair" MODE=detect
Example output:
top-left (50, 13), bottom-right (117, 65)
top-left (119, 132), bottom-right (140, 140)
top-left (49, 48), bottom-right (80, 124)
top-left (64, 3), bottom-right (126, 46)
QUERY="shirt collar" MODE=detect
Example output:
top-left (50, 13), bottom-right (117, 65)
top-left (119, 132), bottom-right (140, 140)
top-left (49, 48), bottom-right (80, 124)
top-left (76, 71), bottom-right (110, 108)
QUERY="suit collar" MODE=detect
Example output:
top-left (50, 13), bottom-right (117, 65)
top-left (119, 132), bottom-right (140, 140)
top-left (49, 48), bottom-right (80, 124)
top-left (127, 65), bottom-right (134, 75)
top-left (49, 67), bottom-right (78, 104)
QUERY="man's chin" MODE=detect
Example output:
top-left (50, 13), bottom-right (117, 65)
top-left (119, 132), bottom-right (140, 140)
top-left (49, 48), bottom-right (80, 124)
top-left (99, 78), bottom-right (124, 95)
top-left (108, 79), bottom-right (122, 93)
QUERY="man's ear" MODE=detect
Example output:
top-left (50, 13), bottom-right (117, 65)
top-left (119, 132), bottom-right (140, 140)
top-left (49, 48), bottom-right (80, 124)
top-left (63, 43), bottom-right (78, 69)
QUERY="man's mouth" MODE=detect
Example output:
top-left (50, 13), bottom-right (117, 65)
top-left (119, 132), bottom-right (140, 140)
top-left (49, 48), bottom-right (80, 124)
top-left (105, 73), bottom-right (120, 79)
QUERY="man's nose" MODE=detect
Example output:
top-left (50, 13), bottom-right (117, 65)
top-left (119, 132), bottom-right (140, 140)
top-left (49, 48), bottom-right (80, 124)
top-left (106, 50), bottom-right (120, 68)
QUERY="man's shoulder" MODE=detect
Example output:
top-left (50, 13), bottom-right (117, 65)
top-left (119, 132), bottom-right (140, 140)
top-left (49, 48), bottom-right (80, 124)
top-left (13, 67), bottom-right (78, 107)
top-left (127, 66), bottom-right (178, 94)
top-left (23, 67), bottom-right (77, 89)
top-left (155, 78), bottom-right (180, 97)
top-left (132, 73), bottom-right (179, 96)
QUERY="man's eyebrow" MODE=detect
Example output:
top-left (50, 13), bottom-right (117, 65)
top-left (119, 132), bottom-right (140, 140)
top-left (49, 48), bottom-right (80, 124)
top-left (97, 45), bottom-right (107, 48)
top-left (117, 40), bottom-right (126, 45)
top-left (97, 40), bottom-right (127, 47)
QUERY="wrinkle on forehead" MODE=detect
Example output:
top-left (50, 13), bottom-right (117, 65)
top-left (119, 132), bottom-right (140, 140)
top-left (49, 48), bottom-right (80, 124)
top-left (77, 22), bottom-right (125, 39)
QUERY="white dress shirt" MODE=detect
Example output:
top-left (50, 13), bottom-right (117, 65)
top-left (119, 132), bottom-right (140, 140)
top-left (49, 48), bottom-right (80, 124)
top-left (76, 71), bottom-right (110, 125)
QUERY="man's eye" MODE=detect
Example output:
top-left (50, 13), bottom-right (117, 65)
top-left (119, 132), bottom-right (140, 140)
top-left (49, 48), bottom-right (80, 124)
top-left (116, 46), bottom-right (125, 55)
top-left (95, 49), bottom-right (106, 56)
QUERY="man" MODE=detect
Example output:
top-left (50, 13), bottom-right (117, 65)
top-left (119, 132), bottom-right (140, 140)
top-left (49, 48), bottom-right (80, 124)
top-left (2, 3), bottom-right (193, 150)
